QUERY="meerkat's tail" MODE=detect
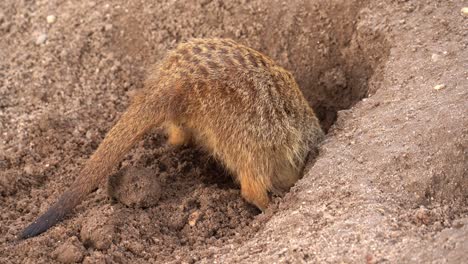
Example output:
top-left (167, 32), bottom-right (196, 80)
top-left (19, 94), bottom-right (162, 239)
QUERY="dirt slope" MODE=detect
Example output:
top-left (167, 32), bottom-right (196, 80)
top-left (0, 0), bottom-right (466, 263)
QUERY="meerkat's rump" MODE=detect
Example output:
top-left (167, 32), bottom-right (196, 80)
top-left (19, 38), bottom-right (324, 239)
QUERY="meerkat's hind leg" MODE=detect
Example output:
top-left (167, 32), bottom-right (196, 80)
top-left (239, 170), bottom-right (270, 211)
top-left (270, 162), bottom-right (302, 194)
top-left (166, 122), bottom-right (192, 147)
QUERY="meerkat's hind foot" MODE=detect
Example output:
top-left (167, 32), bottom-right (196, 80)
top-left (239, 173), bottom-right (270, 211)
top-left (166, 123), bottom-right (191, 147)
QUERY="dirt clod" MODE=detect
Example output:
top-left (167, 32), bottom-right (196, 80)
top-left (51, 237), bottom-right (85, 263)
top-left (80, 212), bottom-right (115, 250)
top-left (414, 207), bottom-right (432, 225)
top-left (82, 251), bottom-right (107, 264)
top-left (108, 167), bottom-right (161, 208)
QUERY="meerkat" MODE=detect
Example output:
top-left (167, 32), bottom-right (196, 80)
top-left (19, 38), bottom-right (324, 239)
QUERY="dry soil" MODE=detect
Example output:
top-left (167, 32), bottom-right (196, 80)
top-left (0, 0), bottom-right (467, 263)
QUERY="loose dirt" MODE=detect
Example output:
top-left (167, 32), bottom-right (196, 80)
top-left (1, 0), bottom-right (467, 263)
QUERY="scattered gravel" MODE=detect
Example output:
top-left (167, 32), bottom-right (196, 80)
top-left (35, 33), bottom-right (47, 45)
top-left (46, 15), bottom-right (57, 24)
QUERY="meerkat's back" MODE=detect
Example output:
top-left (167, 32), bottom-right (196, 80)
top-left (153, 39), bottom-right (324, 207)
top-left (19, 38), bottom-right (324, 239)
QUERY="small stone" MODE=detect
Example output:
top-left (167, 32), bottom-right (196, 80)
top-left (24, 165), bottom-right (34, 174)
top-left (431, 53), bottom-right (441, 62)
top-left (126, 241), bottom-right (145, 255)
top-left (52, 237), bottom-right (85, 263)
top-left (188, 211), bottom-right (201, 226)
top-left (366, 253), bottom-right (375, 264)
top-left (414, 207), bottom-right (431, 225)
top-left (35, 33), bottom-right (47, 45)
top-left (46, 15), bottom-right (56, 24)
top-left (461, 7), bottom-right (468, 16)
top-left (85, 129), bottom-right (99, 141)
top-left (453, 219), bottom-right (465, 229)
top-left (433, 84), bottom-right (446, 90)
top-left (104, 23), bottom-right (113, 31)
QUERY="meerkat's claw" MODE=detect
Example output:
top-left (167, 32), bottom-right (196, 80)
top-left (240, 173), bottom-right (270, 211)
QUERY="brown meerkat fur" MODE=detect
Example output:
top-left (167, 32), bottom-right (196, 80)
top-left (19, 38), bottom-right (324, 239)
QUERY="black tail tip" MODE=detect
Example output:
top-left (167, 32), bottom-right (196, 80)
top-left (18, 225), bottom-right (39, 240)
top-left (18, 207), bottom-right (65, 240)
top-left (18, 219), bottom-right (50, 240)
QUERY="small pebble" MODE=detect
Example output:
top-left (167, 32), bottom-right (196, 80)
top-left (47, 15), bottom-right (56, 24)
top-left (431, 53), bottom-right (441, 62)
top-left (104, 23), bottom-right (113, 31)
top-left (35, 33), bottom-right (47, 45)
top-left (24, 165), bottom-right (34, 175)
top-left (453, 219), bottom-right (465, 229)
top-left (414, 207), bottom-right (431, 225)
top-left (461, 7), bottom-right (468, 16)
top-left (188, 211), bottom-right (201, 227)
top-left (433, 84), bottom-right (446, 90)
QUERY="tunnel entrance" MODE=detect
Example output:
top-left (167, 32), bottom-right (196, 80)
top-left (252, 1), bottom-right (390, 132)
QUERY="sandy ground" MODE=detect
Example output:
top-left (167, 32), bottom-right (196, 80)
top-left (0, 0), bottom-right (467, 263)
